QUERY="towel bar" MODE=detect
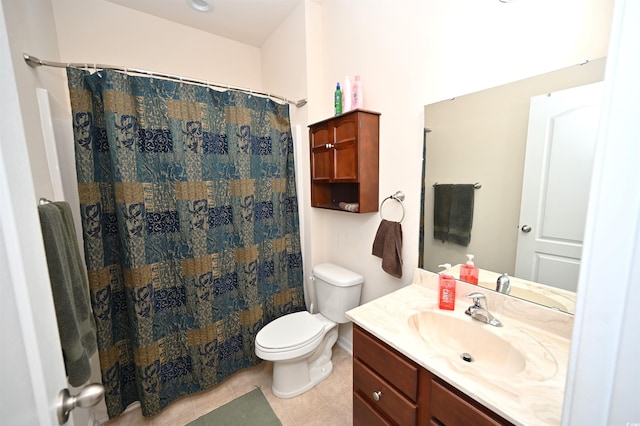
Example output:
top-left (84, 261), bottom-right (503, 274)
top-left (433, 182), bottom-right (482, 189)
top-left (379, 191), bottom-right (405, 223)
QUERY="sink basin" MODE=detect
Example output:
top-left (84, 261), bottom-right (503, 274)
top-left (407, 310), bottom-right (526, 376)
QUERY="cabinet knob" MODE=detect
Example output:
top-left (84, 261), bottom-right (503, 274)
top-left (325, 143), bottom-right (334, 149)
top-left (372, 390), bottom-right (382, 401)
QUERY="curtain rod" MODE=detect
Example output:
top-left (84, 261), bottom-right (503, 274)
top-left (23, 53), bottom-right (308, 108)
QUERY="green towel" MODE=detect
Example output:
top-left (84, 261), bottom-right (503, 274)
top-left (38, 202), bottom-right (97, 386)
top-left (433, 184), bottom-right (452, 242)
top-left (433, 184), bottom-right (475, 246)
top-left (448, 184), bottom-right (475, 246)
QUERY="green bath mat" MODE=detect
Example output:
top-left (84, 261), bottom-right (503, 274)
top-left (188, 387), bottom-right (281, 426)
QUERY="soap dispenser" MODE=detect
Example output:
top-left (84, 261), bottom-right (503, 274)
top-left (460, 254), bottom-right (479, 285)
top-left (438, 263), bottom-right (456, 310)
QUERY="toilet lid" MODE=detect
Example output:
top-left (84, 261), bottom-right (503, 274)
top-left (257, 311), bottom-right (324, 350)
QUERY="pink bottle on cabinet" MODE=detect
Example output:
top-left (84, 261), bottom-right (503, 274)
top-left (352, 75), bottom-right (363, 109)
top-left (342, 76), bottom-right (352, 112)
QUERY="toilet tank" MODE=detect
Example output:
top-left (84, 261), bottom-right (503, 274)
top-left (312, 263), bottom-right (364, 323)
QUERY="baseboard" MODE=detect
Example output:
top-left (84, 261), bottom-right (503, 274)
top-left (336, 334), bottom-right (353, 355)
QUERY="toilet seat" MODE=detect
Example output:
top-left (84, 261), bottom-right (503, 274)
top-left (256, 311), bottom-right (325, 353)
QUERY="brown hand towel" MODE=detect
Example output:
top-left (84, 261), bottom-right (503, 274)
top-left (372, 219), bottom-right (403, 278)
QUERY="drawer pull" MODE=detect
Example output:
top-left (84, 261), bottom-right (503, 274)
top-left (372, 390), bottom-right (382, 401)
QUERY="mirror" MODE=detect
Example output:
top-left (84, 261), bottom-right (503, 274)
top-left (419, 58), bottom-right (607, 314)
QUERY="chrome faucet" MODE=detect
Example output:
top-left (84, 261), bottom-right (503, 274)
top-left (496, 273), bottom-right (511, 295)
top-left (465, 292), bottom-right (502, 327)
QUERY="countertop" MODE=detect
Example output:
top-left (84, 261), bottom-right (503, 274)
top-left (346, 268), bottom-right (573, 425)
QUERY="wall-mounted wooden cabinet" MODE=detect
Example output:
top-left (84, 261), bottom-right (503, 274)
top-left (353, 325), bottom-right (514, 426)
top-left (309, 109), bottom-right (380, 213)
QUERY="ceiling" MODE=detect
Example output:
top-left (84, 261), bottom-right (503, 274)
top-left (105, 0), bottom-right (303, 47)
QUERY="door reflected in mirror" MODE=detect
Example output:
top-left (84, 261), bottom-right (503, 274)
top-left (420, 58), bottom-right (607, 314)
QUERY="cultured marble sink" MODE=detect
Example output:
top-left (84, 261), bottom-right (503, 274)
top-left (407, 309), bottom-right (527, 376)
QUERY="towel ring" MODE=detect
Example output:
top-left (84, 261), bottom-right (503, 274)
top-left (379, 191), bottom-right (405, 223)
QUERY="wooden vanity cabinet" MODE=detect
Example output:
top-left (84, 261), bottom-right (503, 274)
top-left (309, 109), bottom-right (380, 213)
top-left (353, 325), bottom-right (514, 426)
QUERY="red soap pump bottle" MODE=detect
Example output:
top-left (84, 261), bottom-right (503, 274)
top-left (438, 263), bottom-right (456, 310)
top-left (460, 254), bottom-right (479, 285)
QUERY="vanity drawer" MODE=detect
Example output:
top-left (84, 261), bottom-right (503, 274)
top-left (354, 358), bottom-right (417, 426)
top-left (430, 379), bottom-right (512, 426)
top-left (353, 325), bottom-right (419, 401)
top-left (354, 391), bottom-right (393, 426)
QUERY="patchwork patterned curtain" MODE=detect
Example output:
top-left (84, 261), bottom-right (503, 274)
top-left (66, 68), bottom-right (305, 418)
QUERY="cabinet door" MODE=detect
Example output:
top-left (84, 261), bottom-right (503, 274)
top-left (310, 123), bottom-right (333, 182)
top-left (333, 114), bottom-right (359, 182)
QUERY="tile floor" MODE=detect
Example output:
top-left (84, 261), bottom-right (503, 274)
top-left (103, 346), bottom-right (353, 426)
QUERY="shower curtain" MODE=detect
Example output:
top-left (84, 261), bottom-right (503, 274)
top-left (66, 67), bottom-right (305, 418)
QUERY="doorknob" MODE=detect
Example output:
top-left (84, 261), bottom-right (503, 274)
top-left (521, 225), bottom-right (532, 233)
top-left (57, 383), bottom-right (104, 424)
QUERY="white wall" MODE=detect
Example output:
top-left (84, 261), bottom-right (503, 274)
top-left (261, 2), bottom-right (316, 309)
top-left (2, 0), bottom-right (64, 199)
top-left (311, 1), bottom-right (431, 306)
top-left (52, 0), bottom-right (263, 91)
top-left (308, 0), bottom-right (612, 309)
top-left (422, 0), bottom-right (614, 104)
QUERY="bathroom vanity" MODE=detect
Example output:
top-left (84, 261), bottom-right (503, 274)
top-left (353, 325), bottom-right (513, 425)
top-left (347, 268), bottom-right (573, 426)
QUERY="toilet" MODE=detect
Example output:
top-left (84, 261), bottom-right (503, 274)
top-left (255, 263), bottom-right (364, 398)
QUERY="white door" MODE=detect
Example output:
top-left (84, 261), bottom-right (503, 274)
top-left (515, 82), bottom-right (603, 292)
top-left (0, 9), bottom-right (73, 425)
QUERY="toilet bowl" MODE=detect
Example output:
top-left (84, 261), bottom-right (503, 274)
top-left (255, 263), bottom-right (363, 398)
